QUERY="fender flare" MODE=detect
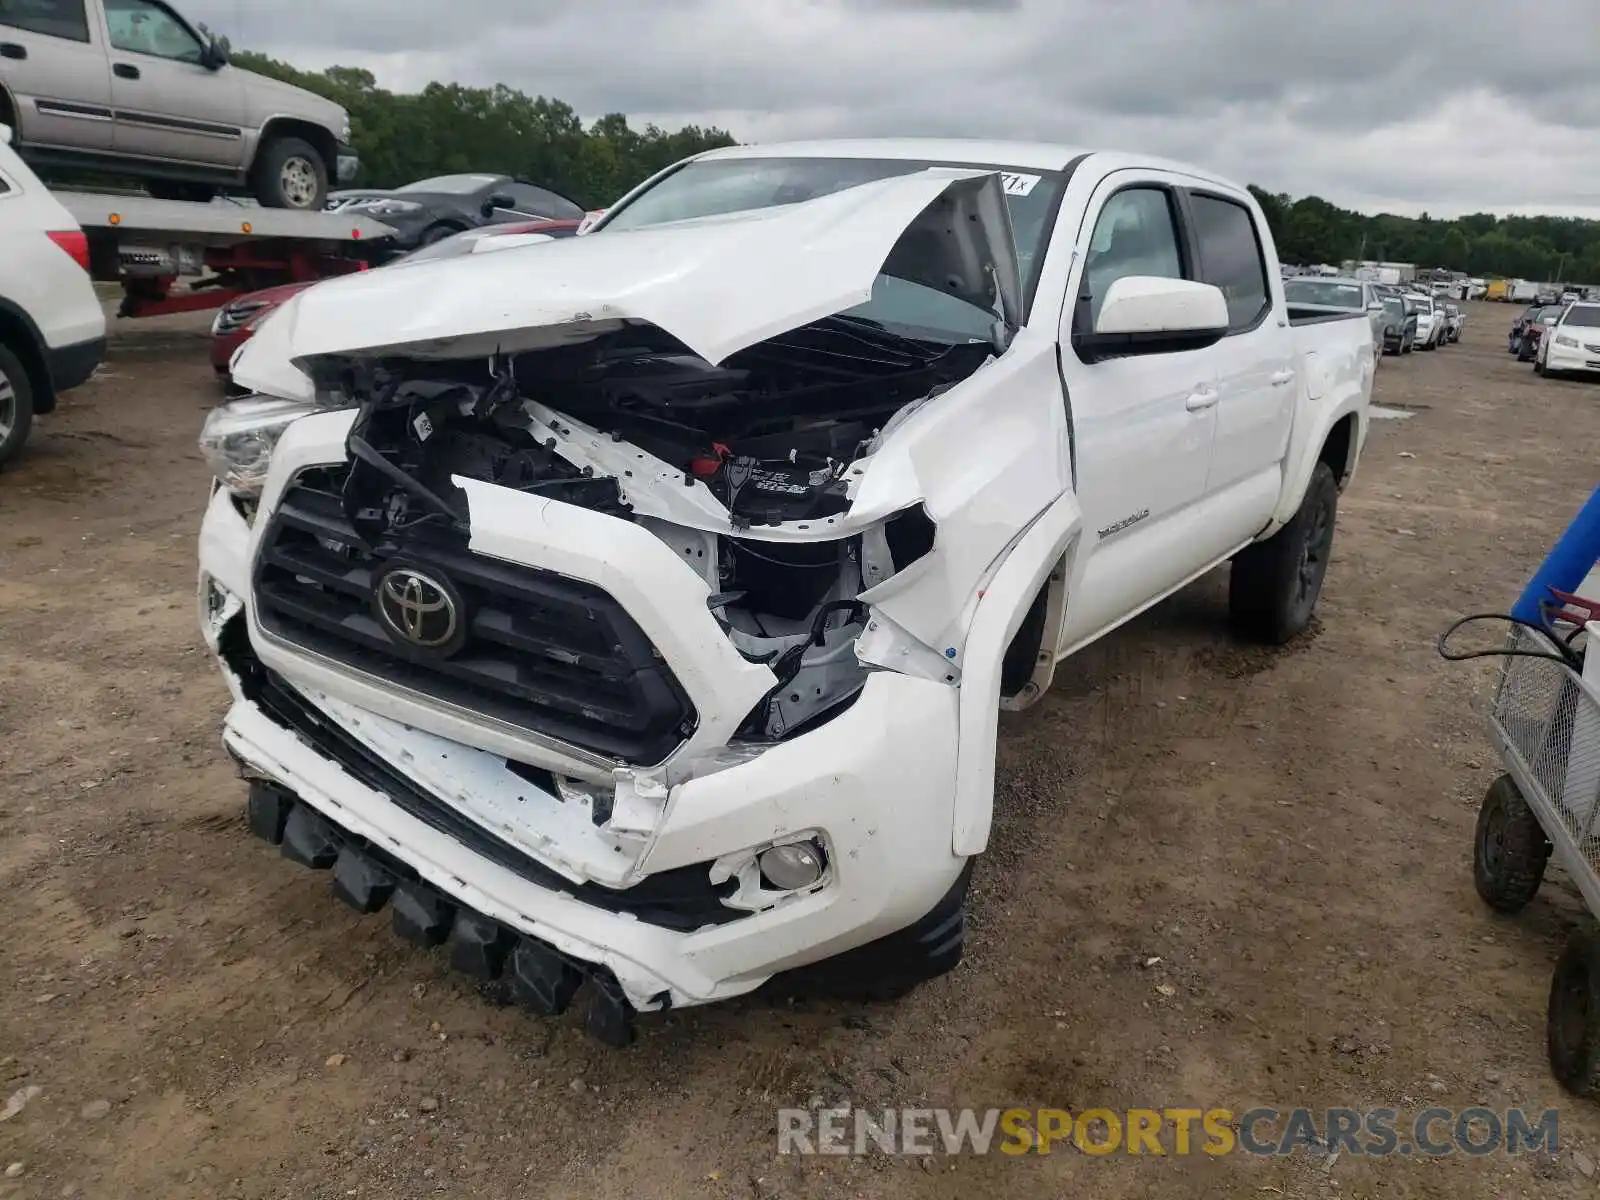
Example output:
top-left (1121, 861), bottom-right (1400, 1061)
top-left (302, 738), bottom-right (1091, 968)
top-left (950, 491), bottom-right (1082, 855)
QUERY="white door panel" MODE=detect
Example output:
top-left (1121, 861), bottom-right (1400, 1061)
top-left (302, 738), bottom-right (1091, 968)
top-left (1184, 190), bottom-right (1294, 530)
top-left (1054, 174), bottom-right (1223, 655)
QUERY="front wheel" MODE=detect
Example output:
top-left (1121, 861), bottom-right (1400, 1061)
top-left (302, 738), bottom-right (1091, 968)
top-left (1549, 927), bottom-right (1600, 1096)
top-left (250, 136), bottom-right (329, 209)
top-left (1229, 461), bottom-right (1338, 644)
top-left (0, 342), bottom-right (35, 469)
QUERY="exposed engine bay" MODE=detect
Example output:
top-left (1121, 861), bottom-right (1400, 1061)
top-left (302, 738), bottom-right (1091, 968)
top-left (307, 317), bottom-right (986, 744)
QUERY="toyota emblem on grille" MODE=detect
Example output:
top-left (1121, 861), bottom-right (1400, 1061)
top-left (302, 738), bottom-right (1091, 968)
top-left (374, 566), bottom-right (462, 652)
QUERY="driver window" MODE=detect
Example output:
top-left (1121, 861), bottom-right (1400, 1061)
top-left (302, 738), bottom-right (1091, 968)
top-left (1081, 188), bottom-right (1184, 326)
top-left (104, 0), bottom-right (202, 62)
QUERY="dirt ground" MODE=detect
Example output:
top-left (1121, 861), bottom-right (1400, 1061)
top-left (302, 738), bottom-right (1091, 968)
top-left (2, 302), bottom-right (1599, 1198)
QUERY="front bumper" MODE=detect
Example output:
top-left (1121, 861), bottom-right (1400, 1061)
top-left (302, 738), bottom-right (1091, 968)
top-left (1544, 342), bottom-right (1600, 376)
top-left (198, 485), bottom-right (970, 1013)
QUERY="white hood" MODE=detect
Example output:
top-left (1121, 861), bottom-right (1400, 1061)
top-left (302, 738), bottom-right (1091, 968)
top-left (232, 167), bottom-right (1022, 388)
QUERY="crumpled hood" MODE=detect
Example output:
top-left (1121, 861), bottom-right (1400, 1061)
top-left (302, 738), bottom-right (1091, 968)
top-left (232, 167), bottom-right (1021, 387)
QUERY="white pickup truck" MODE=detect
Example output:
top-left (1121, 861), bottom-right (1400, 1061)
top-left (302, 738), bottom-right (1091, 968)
top-left (196, 139), bottom-right (1373, 1044)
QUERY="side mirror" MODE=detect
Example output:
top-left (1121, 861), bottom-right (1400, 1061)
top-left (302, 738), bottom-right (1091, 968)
top-left (200, 37), bottom-right (228, 69)
top-left (1076, 276), bottom-right (1230, 361)
top-left (484, 192), bottom-right (515, 215)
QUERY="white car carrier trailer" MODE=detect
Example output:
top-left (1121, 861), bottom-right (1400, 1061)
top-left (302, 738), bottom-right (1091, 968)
top-left (53, 190), bottom-right (395, 319)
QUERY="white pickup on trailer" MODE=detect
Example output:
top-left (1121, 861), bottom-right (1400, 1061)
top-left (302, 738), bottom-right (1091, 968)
top-left (52, 190), bottom-right (395, 319)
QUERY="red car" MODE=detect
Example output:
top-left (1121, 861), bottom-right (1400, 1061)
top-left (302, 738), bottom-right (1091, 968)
top-left (210, 219), bottom-right (581, 382)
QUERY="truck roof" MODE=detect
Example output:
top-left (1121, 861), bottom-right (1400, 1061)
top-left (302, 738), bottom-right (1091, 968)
top-left (691, 139), bottom-right (1250, 192)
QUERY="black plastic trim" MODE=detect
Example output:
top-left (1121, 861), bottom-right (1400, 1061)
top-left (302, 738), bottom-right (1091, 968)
top-left (222, 619), bottom-right (740, 931)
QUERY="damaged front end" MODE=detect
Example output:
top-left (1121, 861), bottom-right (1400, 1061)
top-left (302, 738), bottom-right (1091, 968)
top-left (299, 314), bottom-right (987, 754)
top-left (201, 165), bottom-right (1061, 1026)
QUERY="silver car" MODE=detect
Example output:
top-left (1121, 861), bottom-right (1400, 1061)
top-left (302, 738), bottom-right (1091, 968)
top-left (1283, 275), bottom-right (1387, 361)
top-left (0, 0), bottom-right (355, 207)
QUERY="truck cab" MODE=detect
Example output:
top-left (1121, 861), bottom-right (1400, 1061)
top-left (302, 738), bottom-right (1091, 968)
top-left (195, 140), bottom-right (1372, 1039)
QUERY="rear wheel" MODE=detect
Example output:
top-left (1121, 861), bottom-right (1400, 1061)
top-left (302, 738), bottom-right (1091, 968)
top-left (0, 343), bottom-right (36, 469)
top-left (1229, 461), bottom-right (1338, 644)
top-left (250, 136), bottom-right (328, 209)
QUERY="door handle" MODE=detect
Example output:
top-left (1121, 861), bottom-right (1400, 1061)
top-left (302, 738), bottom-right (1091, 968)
top-left (1184, 386), bottom-right (1220, 412)
top-left (1270, 369), bottom-right (1296, 386)
top-left (114, 62), bottom-right (140, 79)
top-left (0, 42), bottom-right (26, 60)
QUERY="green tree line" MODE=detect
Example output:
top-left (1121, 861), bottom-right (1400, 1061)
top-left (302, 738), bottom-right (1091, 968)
top-left (1247, 186), bottom-right (1600, 284)
top-left (227, 49), bottom-right (735, 209)
top-left (224, 44), bottom-right (1600, 282)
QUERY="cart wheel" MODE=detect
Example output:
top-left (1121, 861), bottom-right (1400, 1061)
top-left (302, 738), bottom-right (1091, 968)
top-left (1548, 927), bottom-right (1600, 1095)
top-left (1474, 774), bottom-right (1551, 913)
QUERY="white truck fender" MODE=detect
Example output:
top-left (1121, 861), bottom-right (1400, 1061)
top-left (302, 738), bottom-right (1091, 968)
top-left (950, 491), bottom-right (1082, 855)
top-left (1264, 348), bottom-right (1370, 535)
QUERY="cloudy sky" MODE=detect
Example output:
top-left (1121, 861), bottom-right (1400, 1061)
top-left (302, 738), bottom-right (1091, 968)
top-left (186, 0), bottom-right (1600, 219)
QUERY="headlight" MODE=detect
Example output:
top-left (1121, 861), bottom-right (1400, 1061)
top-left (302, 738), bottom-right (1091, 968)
top-left (339, 115), bottom-right (351, 142)
top-left (198, 394), bottom-right (318, 497)
top-left (1556, 335), bottom-right (1579, 348)
top-left (363, 199), bottom-right (422, 217)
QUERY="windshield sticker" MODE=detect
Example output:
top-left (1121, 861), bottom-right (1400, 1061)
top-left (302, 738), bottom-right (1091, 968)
top-left (1001, 172), bottom-right (1041, 197)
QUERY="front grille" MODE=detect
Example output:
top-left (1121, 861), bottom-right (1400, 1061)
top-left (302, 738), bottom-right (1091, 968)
top-left (220, 621), bottom-right (741, 930)
top-left (252, 467), bottom-right (696, 764)
top-left (213, 301), bottom-right (267, 335)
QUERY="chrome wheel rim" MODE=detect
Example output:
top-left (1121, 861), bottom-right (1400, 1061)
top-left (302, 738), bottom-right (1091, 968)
top-left (0, 365), bottom-right (15, 444)
top-left (280, 156), bottom-right (318, 208)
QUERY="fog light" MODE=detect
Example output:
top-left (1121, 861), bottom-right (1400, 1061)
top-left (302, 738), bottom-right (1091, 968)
top-left (758, 841), bottom-right (826, 891)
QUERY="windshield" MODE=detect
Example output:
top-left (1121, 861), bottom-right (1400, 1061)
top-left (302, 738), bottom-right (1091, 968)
top-left (1382, 298), bottom-right (1405, 317)
top-left (1564, 306), bottom-right (1600, 329)
top-left (396, 174), bottom-right (501, 195)
top-left (596, 156), bottom-right (1065, 340)
top-left (1284, 280), bottom-right (1363, 308)
top-left (1540, 308), bottom-right (1563, 322)
top-left (1405, 297), bottom-right (1429, 313)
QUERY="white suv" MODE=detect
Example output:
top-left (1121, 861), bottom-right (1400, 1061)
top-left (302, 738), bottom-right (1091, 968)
top-left (0, 123), bottom-right (105, 466)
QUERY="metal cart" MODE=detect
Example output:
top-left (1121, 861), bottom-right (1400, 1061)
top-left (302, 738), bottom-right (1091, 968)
top-left (1465, 609), bottom-right (1600, 1094)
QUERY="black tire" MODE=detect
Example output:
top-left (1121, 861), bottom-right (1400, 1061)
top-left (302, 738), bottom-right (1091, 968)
top-left (0, 342), bottom-right (35, 469)
top-left (419, 223), bottom-right (461, 246)
top-left (1473, 774), bottom-right (1549, 913)
top-left (1534, 360), bottom-right (1545, 375)
top-left (1229, 461), bottom-right (1338, 644)
top-left (763, 860), bottom-right (973, 1002)
top-left (1548, 927), bottom-right (1600, 1096)
top-left (250, 136), bottom-right (328, 210)
top-left (146, 180), bottom-right (217, 203)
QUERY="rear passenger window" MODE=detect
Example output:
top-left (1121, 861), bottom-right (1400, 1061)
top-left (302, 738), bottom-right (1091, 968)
top-left (0, 0), bottom-right (89, 41)
top-left (1081, 188), bottom-right (1184, 326)
top-left (1189, 194), bottom-right (1271, 331)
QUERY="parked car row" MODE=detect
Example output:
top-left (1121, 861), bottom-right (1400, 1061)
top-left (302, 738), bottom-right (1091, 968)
top-left (1279, 275), bottom-right (1464, 364)
top-left (1511, 300), bottom-right (1600, 379)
